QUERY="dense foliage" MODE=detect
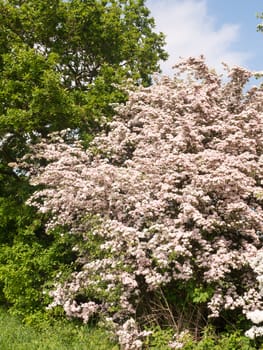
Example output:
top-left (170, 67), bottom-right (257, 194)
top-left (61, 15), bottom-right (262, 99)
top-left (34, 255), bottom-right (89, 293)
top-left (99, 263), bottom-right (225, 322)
top-left (0, 0), bottom-right (167, 137)
top-left (17, 57), bottom-right (263, 349)
top-left (0, 0), bottom-right (167, 318)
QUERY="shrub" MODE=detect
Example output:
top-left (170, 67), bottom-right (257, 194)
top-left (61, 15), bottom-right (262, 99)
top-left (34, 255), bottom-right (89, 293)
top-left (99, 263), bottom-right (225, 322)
top-left (16, 57), bottom-right (263, 349)
top-left (0, 219), bottom-right (78, 322)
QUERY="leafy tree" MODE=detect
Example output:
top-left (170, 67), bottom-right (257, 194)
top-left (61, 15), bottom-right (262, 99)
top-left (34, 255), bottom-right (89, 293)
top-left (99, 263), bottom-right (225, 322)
top-left (1, 0), bottom-right (167, 85)
top-left (257, 11), bottom-right (263, 33)
top-left (0, 0), bottom-right (167, 318)
top-left (0, 0), bottom-right (167, 155)
top-left (19, 57), bottom-right (263, 349)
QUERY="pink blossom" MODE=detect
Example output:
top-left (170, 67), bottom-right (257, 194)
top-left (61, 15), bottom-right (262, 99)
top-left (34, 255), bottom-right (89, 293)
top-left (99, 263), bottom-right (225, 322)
top-left (16, 56), bottom-right (263, 346)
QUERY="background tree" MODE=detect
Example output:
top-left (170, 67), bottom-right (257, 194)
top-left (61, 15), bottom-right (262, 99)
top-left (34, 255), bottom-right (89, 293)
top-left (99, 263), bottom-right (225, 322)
top-left (20, 57), bottom-right (263, 348)
top-left (257, 11), bottom-right (263, 33)
top-left (0, 0), bottom-right (167, 152)
top-left (0, 0), bottom-right (167, 320)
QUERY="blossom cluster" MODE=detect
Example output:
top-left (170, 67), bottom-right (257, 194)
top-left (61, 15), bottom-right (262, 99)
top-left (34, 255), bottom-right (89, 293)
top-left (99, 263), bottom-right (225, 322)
top-left (17, 56), bottom-right (263, 347)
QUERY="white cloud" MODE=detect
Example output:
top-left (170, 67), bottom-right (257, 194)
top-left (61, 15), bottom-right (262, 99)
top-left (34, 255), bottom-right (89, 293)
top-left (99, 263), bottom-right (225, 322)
top-left (147, 0), bottom-right (251, 75)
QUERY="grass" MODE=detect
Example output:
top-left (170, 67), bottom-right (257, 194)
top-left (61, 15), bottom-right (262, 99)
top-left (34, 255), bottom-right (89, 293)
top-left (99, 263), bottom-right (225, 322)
top-left (0, 307), bottom-right (261, 350)
top-left (0, 308), bottom-right (119, 350)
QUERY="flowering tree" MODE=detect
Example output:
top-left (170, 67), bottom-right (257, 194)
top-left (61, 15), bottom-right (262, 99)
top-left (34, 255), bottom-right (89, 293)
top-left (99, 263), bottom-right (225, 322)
top-left (18, 57), bottom-right (263, 348)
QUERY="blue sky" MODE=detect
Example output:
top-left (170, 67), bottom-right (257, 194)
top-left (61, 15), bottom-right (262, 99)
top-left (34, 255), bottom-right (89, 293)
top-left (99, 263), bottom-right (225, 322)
top-left (146, 0), bottom-right (263, 76)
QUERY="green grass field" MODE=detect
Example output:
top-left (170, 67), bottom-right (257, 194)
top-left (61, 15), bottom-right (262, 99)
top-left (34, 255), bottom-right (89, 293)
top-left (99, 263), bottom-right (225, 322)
top-left (0, 307), bottom-right (261, 350)
top-left (0, 308), bottom-right (118, 350)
